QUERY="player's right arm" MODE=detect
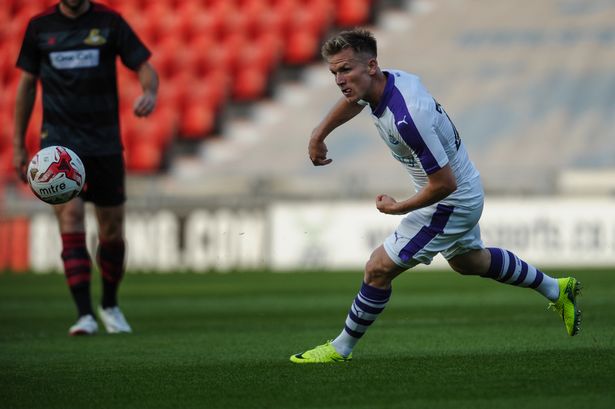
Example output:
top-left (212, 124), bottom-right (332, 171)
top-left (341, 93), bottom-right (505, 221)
top-left (13, 71), bottom-right (37, 182)
top-left (309, 97), bottom-right (365, 166)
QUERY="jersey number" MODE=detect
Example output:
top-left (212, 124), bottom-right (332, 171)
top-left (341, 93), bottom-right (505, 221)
top-left (434, 100), bottom-right (461, 150)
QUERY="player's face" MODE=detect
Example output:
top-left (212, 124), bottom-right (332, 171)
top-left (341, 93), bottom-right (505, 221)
top-left (60, 0), bottom-right (86, 11)
top-left (327, 48), bottom-right (376, 103)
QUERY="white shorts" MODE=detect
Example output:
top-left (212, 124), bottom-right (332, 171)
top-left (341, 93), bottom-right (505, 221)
top-left (383, 201), bottom-right (484, 269)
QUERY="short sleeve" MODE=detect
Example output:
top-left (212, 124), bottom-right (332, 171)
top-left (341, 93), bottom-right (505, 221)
top-left (115, 16), bottom-right (150, 71)
top-left (16, 20), bottom-right (41, 75)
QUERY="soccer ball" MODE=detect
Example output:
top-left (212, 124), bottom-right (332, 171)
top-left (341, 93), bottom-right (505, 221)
top-left (27, 146), bottom-right (86, 204)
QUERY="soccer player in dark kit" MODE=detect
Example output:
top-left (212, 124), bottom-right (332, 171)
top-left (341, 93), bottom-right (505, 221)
top-left (13, 0), bottom-right (159, 335)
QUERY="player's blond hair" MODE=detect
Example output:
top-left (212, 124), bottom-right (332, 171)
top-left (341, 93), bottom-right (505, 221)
top-left (321, 28), bottom-right (378, 59)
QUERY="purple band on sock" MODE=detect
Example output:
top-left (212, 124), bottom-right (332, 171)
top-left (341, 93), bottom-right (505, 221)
top-left (360, 282), bottom-right (392, 303)
top-left (344, 324), bottom-right (364, 339)
top-left (511, 261), bottom-right (529, 286)
top-left (499, 251), bottom-right (517, 282)
top-left (529, 270), bottom-right (544, 288)
top-left (484, 247), bottom-right (503, 278)
top-left (354, 297), bottom-right (385, 315)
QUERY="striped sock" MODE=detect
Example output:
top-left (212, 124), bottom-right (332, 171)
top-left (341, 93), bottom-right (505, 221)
top-left (483, 247), bottom-right (559, 301)
top-left (331, 282), bottom-right (392, 357)
top-left (61, 232), bottom-right (93, 317)
top-left (97, 239), bottom-right (126, 309)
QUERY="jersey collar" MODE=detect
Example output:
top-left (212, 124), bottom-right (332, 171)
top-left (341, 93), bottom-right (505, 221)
top-left (56, 1), bottom-right (93, 21)
top-left (371, 71), bottom-right (395, 118)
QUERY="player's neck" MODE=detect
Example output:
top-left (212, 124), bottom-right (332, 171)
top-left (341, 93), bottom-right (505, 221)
top-left (59, 0), bottom-right (91, 19)
top-left (367, 70), bottom-right (388, 109)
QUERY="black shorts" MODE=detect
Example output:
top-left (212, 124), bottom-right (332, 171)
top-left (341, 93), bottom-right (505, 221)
top-left (79, 154), bottom-right (126, 206)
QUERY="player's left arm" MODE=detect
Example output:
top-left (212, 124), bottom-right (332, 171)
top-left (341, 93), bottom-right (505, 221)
top-left (133, 61), bottom-right (158, 117)
top-left (376, 164), bottom-right (457, 215)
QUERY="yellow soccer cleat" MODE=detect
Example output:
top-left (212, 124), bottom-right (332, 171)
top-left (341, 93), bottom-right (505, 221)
top-left (290, 341), bottom-right (352, 364)
top-left (548, 277), bottom-right (582, 336)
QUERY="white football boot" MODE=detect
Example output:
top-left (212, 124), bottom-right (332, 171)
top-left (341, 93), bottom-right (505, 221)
top-left (98, 306), bottom-right (132, 334)
top-left (68, 314), bottom-right (98, 336)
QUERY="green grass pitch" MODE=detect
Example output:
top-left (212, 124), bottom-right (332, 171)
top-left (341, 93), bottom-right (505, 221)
top-left (1, 269), bottom-right (614, 409)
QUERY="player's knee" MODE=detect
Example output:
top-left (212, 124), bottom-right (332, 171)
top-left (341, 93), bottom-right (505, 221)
top-left (364, 258), bottom-right (392, 287)
top-left (96, 210), bottom-right (124, 241)
top-left (448, 249), bottom-right (490, 276)
top-left (55, 204), bottom-right (85, 231)
top-left (448, 260), bottom-right (473, 275)
top-left (98, 223), bottom-right (123, 242)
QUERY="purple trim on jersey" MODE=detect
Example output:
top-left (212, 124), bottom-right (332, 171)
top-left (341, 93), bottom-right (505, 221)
top-left (398, 204), bottom-right (454, 263)
top-left (390, 88), bottom-right (442, 174)
top-left (373, 72), bottom-right (441, 174)
top-left (372, 72), bottom-right (396, 117)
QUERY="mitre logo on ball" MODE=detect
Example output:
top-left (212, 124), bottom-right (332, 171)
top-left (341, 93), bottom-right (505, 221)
top-left (27, 145), bottom-right (86, 205)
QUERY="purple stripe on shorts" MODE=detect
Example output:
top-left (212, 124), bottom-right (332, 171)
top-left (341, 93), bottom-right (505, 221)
top-left (398, 204), bottom-right (454, 263)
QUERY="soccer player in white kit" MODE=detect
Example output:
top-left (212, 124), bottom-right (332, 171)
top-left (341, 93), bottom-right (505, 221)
top-left (290, 29), bottom-right (582, 364)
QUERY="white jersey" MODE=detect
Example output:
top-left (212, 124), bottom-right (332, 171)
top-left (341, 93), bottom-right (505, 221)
top-left (365, 70), bottom-right (482, 206)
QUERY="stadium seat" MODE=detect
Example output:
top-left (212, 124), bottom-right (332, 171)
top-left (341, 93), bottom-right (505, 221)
top-left (284, 28), bottom-right (319, 64)
top-left (179, 105), bottom-right (216, 139)
top-left (0, 146), bottom-right (14, 180)
top-left (125, 140), bottom-right (163, 173)
top-left (253, 6), bottom-right (286, 37)
top-left (290, 3), bottom-right (331, 37)
top-left (336, 0), bottom-right (372, 27)
top-left (232, 67), bottom-right (269, 101)
top-left (0, 0), bottom-right (380, 181)
top-left (236, 32), bottom-right (283, 75)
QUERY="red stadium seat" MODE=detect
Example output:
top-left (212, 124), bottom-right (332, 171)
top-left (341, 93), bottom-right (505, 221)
top-left (253, 7), bottom-right (286, 37)
top-left (142, 2), bottom-right (176, 44)
top-left (284, 28), bottom-right (319, 64)
top-left (235, 32), bottom-right (283, 75)
top-left (232, 67), bottom-right (268, 101)
top-left (125, 140), bottom-right (163, 173)
top-left (0, 145), bottom-right (15, 181)
top-left (289, 2), bottom-right (331, 36)
top-left (149, 35), bottom-right (193, 79)
top-left (179, 105), bottom-right (216, 139)
top-left (0, 0), bottom-right (383, 173)
top-left (156, 75), bottom-right (188, 117)
top-left (336, 0), bottom-right (372, 27)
